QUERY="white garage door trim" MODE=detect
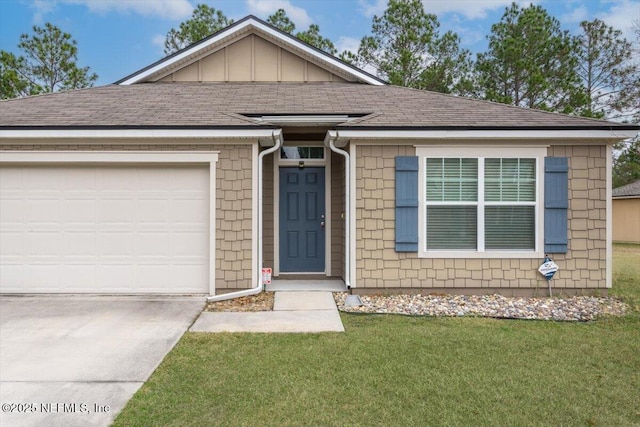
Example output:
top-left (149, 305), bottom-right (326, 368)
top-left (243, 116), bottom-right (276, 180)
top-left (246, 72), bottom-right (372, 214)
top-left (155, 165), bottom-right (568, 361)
top-left (0, 151), bottom-right (219, 295)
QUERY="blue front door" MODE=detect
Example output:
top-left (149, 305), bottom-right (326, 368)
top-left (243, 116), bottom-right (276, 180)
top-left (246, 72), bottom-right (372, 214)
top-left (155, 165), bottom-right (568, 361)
top-left (279, 167), bottom-right (325, 272)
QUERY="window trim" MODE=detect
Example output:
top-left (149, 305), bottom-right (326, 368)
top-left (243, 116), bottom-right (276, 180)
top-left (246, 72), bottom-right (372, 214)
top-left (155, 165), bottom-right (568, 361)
top-left (416, 146), bottom-right (547, 259)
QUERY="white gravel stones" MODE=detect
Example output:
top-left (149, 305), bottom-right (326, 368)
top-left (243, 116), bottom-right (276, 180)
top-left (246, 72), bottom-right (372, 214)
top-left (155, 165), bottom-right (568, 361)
top-left (333, 293), bottom-right (628, 321)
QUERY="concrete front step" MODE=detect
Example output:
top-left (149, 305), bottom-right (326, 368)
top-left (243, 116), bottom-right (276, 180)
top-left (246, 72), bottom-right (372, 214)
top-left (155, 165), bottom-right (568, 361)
top-left (273, 291), bottom-right (337, 311)
top-left (189, 291), bottom-right (345, 333)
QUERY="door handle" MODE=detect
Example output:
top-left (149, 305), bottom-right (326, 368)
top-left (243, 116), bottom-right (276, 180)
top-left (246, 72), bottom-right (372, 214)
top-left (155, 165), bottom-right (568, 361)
top-left (320, 221), bottom-right (325, 228)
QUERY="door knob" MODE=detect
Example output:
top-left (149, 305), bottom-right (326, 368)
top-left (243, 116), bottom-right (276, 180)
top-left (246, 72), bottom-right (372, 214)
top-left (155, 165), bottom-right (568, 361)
top-left (320, 221), bottom-right (325, 228)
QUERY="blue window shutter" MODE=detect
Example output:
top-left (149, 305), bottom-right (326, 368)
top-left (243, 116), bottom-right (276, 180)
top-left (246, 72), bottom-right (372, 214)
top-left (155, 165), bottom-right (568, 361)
top-left (544, 157), bottom-right (568, 253)
top-left (395, 156), bottom-right (419, 252)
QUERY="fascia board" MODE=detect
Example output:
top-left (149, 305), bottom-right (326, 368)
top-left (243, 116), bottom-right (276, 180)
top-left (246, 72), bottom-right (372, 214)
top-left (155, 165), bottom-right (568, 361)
top-left (334, 129), bottom-right (639, 140)
top-left (0, 129), bottom-right (277, 139)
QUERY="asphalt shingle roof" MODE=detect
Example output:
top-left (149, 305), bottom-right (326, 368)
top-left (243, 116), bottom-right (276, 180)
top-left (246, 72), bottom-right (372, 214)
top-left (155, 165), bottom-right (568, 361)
top-left (1, 82), bottom-right (638, 130)
top-left (612, 180), bottom-right (640, 198)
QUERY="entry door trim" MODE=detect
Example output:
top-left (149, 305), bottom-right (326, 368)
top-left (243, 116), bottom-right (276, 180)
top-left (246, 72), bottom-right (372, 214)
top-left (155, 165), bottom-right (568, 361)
top-left (273, 146), bottom-right (331, 276)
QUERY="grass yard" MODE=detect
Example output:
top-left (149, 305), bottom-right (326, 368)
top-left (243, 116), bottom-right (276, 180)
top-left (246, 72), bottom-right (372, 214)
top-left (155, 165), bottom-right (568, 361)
top-left (113, 245), bottom-right (640, 427)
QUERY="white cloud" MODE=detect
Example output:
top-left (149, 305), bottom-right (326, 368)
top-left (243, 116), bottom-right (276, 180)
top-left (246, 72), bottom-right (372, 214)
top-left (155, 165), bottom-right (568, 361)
top-left (597, 0), bottom-right (640, 39)
top-left (152, 33), bottom-right (166, 52)
top-left (30, 0), bottom-right (194, 21)
top-left (335, 36), bottom-right (361, 54)
top-left (422, 0), bottom-right (544, 20)
top-left (31, 0), bottom-right (57, 23)
top-left (357, 0), bottom-right (386, 18)
top-left (359, 0), bottom-right (543, 20)
top-left (245, 0), bottom-right (312, 28)
top-left (561, 5), bottom-right (589, 24)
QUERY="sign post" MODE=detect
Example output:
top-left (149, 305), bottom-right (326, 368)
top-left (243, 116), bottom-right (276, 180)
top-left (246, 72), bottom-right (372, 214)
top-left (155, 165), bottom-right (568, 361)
top-left (538, 256), bottom-right (559, 297)
top-left (261, 268), bottom-right (272, 289)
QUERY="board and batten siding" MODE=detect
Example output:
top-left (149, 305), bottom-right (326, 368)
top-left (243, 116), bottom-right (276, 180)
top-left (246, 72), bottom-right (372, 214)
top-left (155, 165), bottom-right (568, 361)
top-left (355, 143), bottom-right (608, 296)
top-left (156, 34), bottom-right (347, 83)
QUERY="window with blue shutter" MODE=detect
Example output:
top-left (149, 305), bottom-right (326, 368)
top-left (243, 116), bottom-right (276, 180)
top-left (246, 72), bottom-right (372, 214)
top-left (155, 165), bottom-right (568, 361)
top-left (395, 156), bottom-right (419, 252)
top-left (544, 157), bottom-right (569, 253)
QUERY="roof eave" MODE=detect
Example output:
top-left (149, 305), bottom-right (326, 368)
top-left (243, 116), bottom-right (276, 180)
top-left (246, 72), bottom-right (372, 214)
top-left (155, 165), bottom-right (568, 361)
top-left (0, 126), bottom-right (279, 139)
top-left (332, 127), bottom-right (639, 141)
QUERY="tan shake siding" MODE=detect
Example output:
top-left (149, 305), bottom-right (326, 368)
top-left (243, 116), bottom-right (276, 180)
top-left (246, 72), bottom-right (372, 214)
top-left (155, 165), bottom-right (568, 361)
top-left (0, 143), bottom-right (254, 293)
top-left (355, 143), bottom-right (608, 295)
top-left (262, 152), bottom-right (275, 270)
top-left (331, 150), bottom-right (345, 278)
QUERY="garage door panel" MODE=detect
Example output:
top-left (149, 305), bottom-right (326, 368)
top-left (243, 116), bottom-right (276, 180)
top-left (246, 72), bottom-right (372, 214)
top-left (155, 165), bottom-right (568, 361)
top-left (136, 264), bottom-right (170, 289)
top-left (61, 199), bottom-right (96, 222)
top-left (0, 232), bottom-right (23, 255)
top-left (172, 232), bottom-right (209, 256)
top-left (170, 199), bottom-right (208, 223)
top-left (63, 264), bottom-right (97, 290)
top-left (171, 265), bottom-right (208, 292)
top-left (24, 168), bottom-right (63, 190)
top-left (96, 265), bottom-right (134, 289)
top-left (98, 199), bottom-right (135, 223)
top-left (64, 232), bottom-right (96, 256)
top-left (23, 264), bottom-right (61, 290)
top-left (0, 197), bottom-right (22, 223)
top-left (0, 264), bottom-right (24, 291)
top-left (62, 168), bottom-right (96, 189)
top-left (27, 199), bottom-right (60, 223)
top-left (97, 232), bottom-right (133, 256)
top-left (134, 233), bottom-right (170, 256)
top-left (0, 168), bottom-right (22, 190)
top-left (135, 199), bottom-right (169, 222)
top-left (97, 168), bottom-right (134, 190)
top-left (28, 232), bottom-right (61, 256)
top-left (0, 165), bottom-right (210, 294)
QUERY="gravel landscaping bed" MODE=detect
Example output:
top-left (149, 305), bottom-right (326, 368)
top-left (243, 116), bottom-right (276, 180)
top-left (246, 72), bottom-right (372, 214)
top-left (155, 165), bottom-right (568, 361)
top-left (334, 293), bottom-right (629, 321)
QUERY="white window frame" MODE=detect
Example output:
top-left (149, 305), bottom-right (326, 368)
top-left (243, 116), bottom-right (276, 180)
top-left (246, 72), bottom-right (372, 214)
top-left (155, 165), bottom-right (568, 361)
top-left (416, 146), bottom-right (546, 259)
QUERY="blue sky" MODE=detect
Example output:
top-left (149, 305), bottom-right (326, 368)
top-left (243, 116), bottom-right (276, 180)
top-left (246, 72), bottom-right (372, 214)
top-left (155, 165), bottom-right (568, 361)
top-left (1, 0), bottom-right (638, 85)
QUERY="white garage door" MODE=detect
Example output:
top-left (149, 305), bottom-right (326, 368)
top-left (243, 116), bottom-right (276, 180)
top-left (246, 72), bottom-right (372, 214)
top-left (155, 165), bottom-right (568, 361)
top-left (0, 165), bottom-right (210, 294)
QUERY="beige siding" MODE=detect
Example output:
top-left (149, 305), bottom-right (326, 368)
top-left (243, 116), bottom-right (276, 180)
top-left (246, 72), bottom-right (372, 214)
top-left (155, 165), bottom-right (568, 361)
top-left (227, 36), bottom-right (252, 81)
top-left (331, 150), bottom-right (345, 278)
top-left (262, 152), bottom-right (275, 270)
top-left (355, 143), bottom-right (609, 295)
top-left (1, 143), bottom-right (255, 293)
top-left (613, 198), bottom-right (640, 243)
top-left (254, 37), bottom-right (280, 81)
top-left (155, 34), bottom-right (348, 83)
top-left (174, 62), bottom-right (198, 81)
top-left (200, 50), bottom-right (226, 81)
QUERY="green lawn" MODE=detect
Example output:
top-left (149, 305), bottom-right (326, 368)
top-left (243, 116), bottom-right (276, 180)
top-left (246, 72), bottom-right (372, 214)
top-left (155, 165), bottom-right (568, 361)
top-left (114, 245), bottom-right (640, 427)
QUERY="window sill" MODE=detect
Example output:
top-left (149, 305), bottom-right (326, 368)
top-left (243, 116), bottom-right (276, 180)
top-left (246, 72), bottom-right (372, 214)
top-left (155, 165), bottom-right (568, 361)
top-left (418, 250), bottom-right (544, 259)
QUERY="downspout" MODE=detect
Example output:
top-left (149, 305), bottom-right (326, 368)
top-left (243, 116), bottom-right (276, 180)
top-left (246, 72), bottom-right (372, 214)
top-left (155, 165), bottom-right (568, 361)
top-left (324, 130), bottom-right (351, 290)
top-left (207, 129), bottom-right (283, 302)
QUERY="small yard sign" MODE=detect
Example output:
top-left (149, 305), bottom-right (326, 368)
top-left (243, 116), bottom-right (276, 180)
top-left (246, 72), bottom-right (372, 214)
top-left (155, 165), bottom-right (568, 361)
top-left (538, 257), bottom-right (559, 281)
top-left (261, 268), bottom-right (272, 285)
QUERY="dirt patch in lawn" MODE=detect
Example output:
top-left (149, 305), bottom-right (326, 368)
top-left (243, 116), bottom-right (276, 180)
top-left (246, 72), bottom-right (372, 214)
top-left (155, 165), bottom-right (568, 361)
top-left (205, 292), bottom-right (274, 312)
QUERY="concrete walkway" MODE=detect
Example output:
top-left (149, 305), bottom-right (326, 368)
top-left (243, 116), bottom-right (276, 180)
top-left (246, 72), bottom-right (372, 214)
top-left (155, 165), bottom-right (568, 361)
top-left (190, 291), bottom-right (344, 333)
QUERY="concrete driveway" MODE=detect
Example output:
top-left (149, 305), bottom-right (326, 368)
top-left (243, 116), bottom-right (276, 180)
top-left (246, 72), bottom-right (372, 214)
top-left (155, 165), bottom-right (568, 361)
top-left (0, 296), bottom-right (204, 427)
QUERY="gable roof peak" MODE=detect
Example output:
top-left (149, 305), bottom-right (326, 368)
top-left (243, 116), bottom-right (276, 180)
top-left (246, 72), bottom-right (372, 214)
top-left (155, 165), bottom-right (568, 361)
top-left (116, 14), bottom-right (385, 86)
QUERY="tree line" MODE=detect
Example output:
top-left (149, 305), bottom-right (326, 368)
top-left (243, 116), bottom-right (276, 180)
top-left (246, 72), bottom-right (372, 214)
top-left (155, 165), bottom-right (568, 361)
top-left (1, 1), bottom-right (638, 185)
